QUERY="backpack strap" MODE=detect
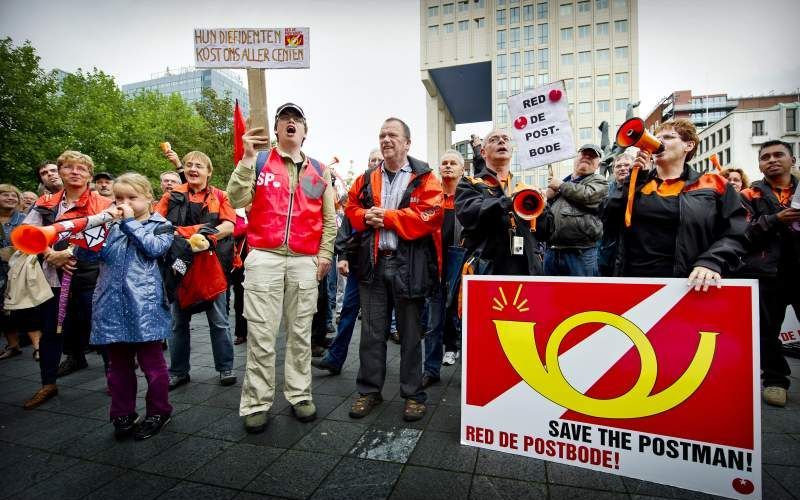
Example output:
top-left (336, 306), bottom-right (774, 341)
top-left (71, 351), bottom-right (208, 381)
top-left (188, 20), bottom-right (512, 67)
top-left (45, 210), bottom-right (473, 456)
top-left (254, 150), bottom-right (270, 179)
top-left (308, 157), bottom-right (323, 176)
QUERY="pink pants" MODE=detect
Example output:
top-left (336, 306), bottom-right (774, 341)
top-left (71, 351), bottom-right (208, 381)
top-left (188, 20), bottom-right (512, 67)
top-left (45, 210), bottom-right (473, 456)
top-left (106, 342), bottom-right (172, 419)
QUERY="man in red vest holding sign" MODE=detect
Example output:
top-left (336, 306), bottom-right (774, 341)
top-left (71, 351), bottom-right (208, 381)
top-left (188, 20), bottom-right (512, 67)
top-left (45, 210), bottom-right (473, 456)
top-left (227, 103), bottom-right (336, 434)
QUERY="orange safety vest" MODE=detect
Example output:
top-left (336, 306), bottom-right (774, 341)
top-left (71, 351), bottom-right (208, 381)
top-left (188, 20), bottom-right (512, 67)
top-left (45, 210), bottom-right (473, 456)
top-left (247, 147), bottom-right (327, 255)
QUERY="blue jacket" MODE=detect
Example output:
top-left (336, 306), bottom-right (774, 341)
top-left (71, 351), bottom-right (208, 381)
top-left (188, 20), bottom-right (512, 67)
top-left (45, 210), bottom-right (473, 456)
top-left (90, 213), bottom-right (173, 345)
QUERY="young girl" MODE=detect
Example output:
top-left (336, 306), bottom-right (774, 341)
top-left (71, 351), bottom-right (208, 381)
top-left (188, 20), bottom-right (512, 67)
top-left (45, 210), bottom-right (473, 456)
top-left (91, 173), bottom-right (174, 440)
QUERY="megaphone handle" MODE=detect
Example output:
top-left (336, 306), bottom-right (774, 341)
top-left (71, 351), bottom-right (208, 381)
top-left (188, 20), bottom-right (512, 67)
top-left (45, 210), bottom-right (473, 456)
top-left (624, 166), bottom-right (640, 228)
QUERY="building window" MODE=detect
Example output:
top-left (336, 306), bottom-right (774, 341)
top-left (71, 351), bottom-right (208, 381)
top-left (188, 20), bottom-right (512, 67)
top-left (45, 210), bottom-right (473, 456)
top-left (615, 98), bottom-right (629, 111)
top-left (497, 54), bottom-right (507, 74)
top-left (524, 25), bottom-right (535, 45)
top-left (511, 76), bottom-right (521, 95)
top-left (474, 0), bottom-right (485, 8)
top-left (497, 30), bottom-right (507, 49)
top-left (460, 0), bottom-right (471, 11)
top-left (497, 103), bottom-right (509, 124)
top-left (597, 74), bottom-right (609, 87)
top-left (444, 23), bottom-right (454, 33)
top-left (475, 17), bottom-right (486, 28)
top-left (459, 19), bottom-right (470, 31)
top-left (578, 76), bottom-right (591, 89)
top-left (524, 75), bottom-right (535, 90)
top-left (523, 4), bottom-right (534, 21)
top-left (497, 78), bottom-right (508, 98)
top-left (578, 51), bottom-right (592, 65)
top-left (752, 120), bottom-right (764, 136)
top-left (787, 108), bottom-right (797, 132)
top-left (597, 48), bottom-right (610, 62)
top-left (443, 3), bottom-right (454, 15)
top-left (614, 0), bottom-right (627, 8)
top-left (578, 25), bottom-right (591, 39)
top-left (578, 0), bottom-right (591, 13)
top-left (564, 78), bottom-right (574, 92)
top-left (704, 137), bottom-right (709, 151)
top-left (596, 22), bottom-right (609, 37)
top-left (579, 102), bottom-right (592, 114)
top-left (497, 9), bottom-right (507, 26)
top-left (510, 27), bottom-right (520, 48)
top-left (580, 127), bottom-right (592, 140)
top-left (597, 100), bottom-right (610, 112)
top-left (538, 23), bottom-right (549, 43)
top-left (614, 46), bottom-right (629, 59)
top-left (596, 0), bottom-right (608, 9)
top-left (717, 129), bottom-right (723, 145)
top-left (725, 148), bottom-right (731, 164)
top-left (615, 72), bottom-right (628, 86)
top-left (711, 134), bottom-right (716, 148)
top-left (524, 50), bottom-right (534, 71)
top-left (538, 73), bottom-right (550, 85)
top-left (428, 25), bottom-right (439, 36)
top-left (561, 27), bottom-right (574, 41)
top-left (615, 19), bottom-right (629, 33)
top-left (537, 2), bottom-right (548, 18)
top-left (498, 0), bottom-right (505, 5)
top-left (561, 53), bottom-right (574, 65)
top-left (510, 52), bottom-right (521, 72)
top-left (538, 48), bottom-right (549, 70)
top-left (510, 6), bottom-right (520, 23)
top-left (428, 6), bottom-right (439, 17)
top-left (559, 3), bottom-right (573, 16)
top-left (725, 124), bottom-right (730, 141)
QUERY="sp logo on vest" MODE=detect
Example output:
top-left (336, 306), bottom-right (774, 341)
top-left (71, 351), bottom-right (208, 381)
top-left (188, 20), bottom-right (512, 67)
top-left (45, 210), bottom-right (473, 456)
top-left (256, 172), bottom-right (276, 187)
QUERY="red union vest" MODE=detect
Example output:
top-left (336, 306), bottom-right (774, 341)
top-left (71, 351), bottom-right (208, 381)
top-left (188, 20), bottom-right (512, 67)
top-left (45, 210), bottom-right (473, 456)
top-left (247, 148), bottom-right (327, 255)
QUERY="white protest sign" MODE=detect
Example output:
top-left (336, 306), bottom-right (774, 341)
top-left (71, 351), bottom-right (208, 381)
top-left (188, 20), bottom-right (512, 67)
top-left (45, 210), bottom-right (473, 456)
top-left (507, 81), bottom-right (575, 169)
top-left (194, 28), bottom-right (309, 69)
top-left (779, 306), bottom-right (800, 346)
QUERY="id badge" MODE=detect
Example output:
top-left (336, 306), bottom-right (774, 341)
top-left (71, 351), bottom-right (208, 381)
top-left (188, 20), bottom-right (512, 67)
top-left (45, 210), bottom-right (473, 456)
top-left (511, 236), bottom-right (524, 255)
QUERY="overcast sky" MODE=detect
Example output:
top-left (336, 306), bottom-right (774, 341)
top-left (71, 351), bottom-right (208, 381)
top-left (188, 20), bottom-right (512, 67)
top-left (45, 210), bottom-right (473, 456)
top-left (1, 0), bottom-right (798, 175)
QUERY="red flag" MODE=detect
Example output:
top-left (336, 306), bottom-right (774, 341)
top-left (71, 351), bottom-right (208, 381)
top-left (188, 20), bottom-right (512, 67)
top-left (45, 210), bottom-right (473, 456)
top-left (233, 99), bottom-right (246, 165)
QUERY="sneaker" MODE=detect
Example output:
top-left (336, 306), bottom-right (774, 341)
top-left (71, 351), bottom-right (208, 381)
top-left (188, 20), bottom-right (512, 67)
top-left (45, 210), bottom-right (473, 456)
top-left (403, 399), bottom-right (427, 422)
top-left (244, 411), bottom-right (268, 434)
top-left (421, 373), bottom-right (440, 389)
top-left (23, 384), bottom-right (58, 410)
top-left (349, 393), bottom-right (382, 418)
top-left (0, 345), bottom-right (22, 360)
top-left (168, 373), bottom-right (190, 391)
top-left (311, 357), bottom-right (341, 375)
top-left (442, 351), bottom-right (459, 366)
top-left (389, 331), bottom-right (400, 344)
top-left (763, 386), bottom-right (787, 407)
top-left (292, 400), bottom-right (317, 422)
top-left (219, 370), bottom-right (237, 386)
top-left (112, 413), bottom-right (140, 441)
top-left (56, 356), bottom-right (88, 377)
top-left (134, 414), bottom-right (171, 440)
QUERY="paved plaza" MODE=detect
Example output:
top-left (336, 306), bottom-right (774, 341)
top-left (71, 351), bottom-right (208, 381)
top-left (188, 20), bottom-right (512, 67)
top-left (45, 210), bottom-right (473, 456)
top-left (0, 315), bottom-right (798, 499)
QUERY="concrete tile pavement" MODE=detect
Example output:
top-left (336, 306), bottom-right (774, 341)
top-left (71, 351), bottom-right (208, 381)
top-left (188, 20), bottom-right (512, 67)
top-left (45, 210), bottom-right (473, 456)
top-left (0, 315), bottom-right (798, 499)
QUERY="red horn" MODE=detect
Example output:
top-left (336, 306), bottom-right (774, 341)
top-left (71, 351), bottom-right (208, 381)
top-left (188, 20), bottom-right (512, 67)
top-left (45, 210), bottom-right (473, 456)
top-left (615, 118), bottom-right (664, 154)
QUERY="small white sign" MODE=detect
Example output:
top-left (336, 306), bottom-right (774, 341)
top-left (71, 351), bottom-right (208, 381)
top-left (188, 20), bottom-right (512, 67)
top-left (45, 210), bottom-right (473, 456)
top-left (507, 81), bottom-right (575, 169)
top-left (194, 27), bottom-right (310, 69)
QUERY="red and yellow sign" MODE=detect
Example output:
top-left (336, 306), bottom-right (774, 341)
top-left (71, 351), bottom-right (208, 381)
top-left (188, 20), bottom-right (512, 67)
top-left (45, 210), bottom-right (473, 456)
top-left (461, 276), bottom-right (761, 499)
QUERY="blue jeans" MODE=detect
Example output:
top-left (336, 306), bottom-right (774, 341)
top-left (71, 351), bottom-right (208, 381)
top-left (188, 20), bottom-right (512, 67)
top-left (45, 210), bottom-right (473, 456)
top-left (423, 286), bottom-right (444, 378)
top-left (323, 273), bottom-right (360, 370)
top-left (544, 247), bottom-right (599, 277)
top-left (169, 290), bottom-right (234, 376)
top-left (325, 255), bottom-right (338, 329)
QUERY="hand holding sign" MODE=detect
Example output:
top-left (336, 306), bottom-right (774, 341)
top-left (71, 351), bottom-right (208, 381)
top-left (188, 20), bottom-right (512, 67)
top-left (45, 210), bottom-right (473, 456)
top-left (507, 81), bottom-right (575, 169)
top-left (241, 127), bottom-right (271, 164)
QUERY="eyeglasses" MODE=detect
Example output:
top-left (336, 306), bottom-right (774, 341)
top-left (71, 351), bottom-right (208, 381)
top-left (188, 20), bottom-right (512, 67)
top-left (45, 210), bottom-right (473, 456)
top-left (60, 164), bottom-right (90, 174)
top-left (486, 135), bottom-right (511, 144)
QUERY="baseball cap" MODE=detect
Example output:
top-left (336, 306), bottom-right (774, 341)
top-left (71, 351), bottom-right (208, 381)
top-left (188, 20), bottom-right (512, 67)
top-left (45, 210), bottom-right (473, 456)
top-left (578, 144), bottom-right (602, 157)
top-left (275, 102), bottom-right (306, 121)
top-left (92, 172), bottom-right (115, 182)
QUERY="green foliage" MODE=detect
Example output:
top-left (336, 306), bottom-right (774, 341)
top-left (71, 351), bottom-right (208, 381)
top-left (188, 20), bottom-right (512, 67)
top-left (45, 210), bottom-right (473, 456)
top-left (0, 38), bottom-right (237, 193)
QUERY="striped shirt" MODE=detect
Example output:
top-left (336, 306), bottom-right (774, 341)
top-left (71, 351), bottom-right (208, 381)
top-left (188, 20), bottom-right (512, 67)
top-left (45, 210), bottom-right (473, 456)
top-left (378, 162), bottom-right (412, 251)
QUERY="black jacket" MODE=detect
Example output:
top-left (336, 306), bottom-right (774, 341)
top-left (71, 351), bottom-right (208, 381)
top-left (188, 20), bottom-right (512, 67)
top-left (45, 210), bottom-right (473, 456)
top-left (602, 164), bottom-right (748, 277)
top-left (456, 167), bottom-right (552, 276)
top-left (739, 177), bottom-right (800, 278)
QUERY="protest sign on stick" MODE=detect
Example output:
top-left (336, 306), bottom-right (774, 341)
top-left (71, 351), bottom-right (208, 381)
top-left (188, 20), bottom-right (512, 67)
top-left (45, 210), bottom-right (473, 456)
top-left (462, 276), bottom-right (761, 500)
top-left (507, 81), bottom-right (575, 169)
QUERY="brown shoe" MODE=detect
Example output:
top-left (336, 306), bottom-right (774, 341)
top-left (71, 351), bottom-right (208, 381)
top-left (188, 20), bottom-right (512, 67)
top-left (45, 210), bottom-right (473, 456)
top-left (24, 384), bottom-right (58, 410)
top-left (349, 393), bottom-right (382, 418)
top-left (403, 399), bottom-right (426, 422)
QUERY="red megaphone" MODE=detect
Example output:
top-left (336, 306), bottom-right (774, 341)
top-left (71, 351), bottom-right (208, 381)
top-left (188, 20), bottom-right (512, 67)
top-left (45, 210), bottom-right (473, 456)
top-left (511, 187), bottom-right (546, 231)
top-left (10, 213), bottom-right (113, 254)
top-left (615, 118), bottom-right (664, 154)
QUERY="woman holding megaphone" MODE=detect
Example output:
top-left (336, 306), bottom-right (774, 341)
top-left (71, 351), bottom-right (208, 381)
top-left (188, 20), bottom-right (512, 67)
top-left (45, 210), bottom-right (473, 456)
top-left (602, 118), bottom-right (747, 290)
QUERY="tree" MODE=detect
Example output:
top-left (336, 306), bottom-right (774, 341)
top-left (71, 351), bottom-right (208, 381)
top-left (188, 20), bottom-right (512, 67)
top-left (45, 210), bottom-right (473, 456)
top-left (193, 88), bottom-right (235, 187)
top-left (0, 38), bottom-right (58, 190)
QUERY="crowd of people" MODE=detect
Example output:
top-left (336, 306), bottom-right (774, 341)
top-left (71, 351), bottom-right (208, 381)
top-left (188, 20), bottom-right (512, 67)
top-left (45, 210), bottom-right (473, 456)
top-left (0, 105), bottom-right (798, 442)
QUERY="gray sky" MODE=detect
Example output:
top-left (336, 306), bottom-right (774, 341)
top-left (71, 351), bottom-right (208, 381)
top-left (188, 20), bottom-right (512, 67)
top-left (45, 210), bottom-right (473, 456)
top-left (2, 0), bottom-right (799, 175)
